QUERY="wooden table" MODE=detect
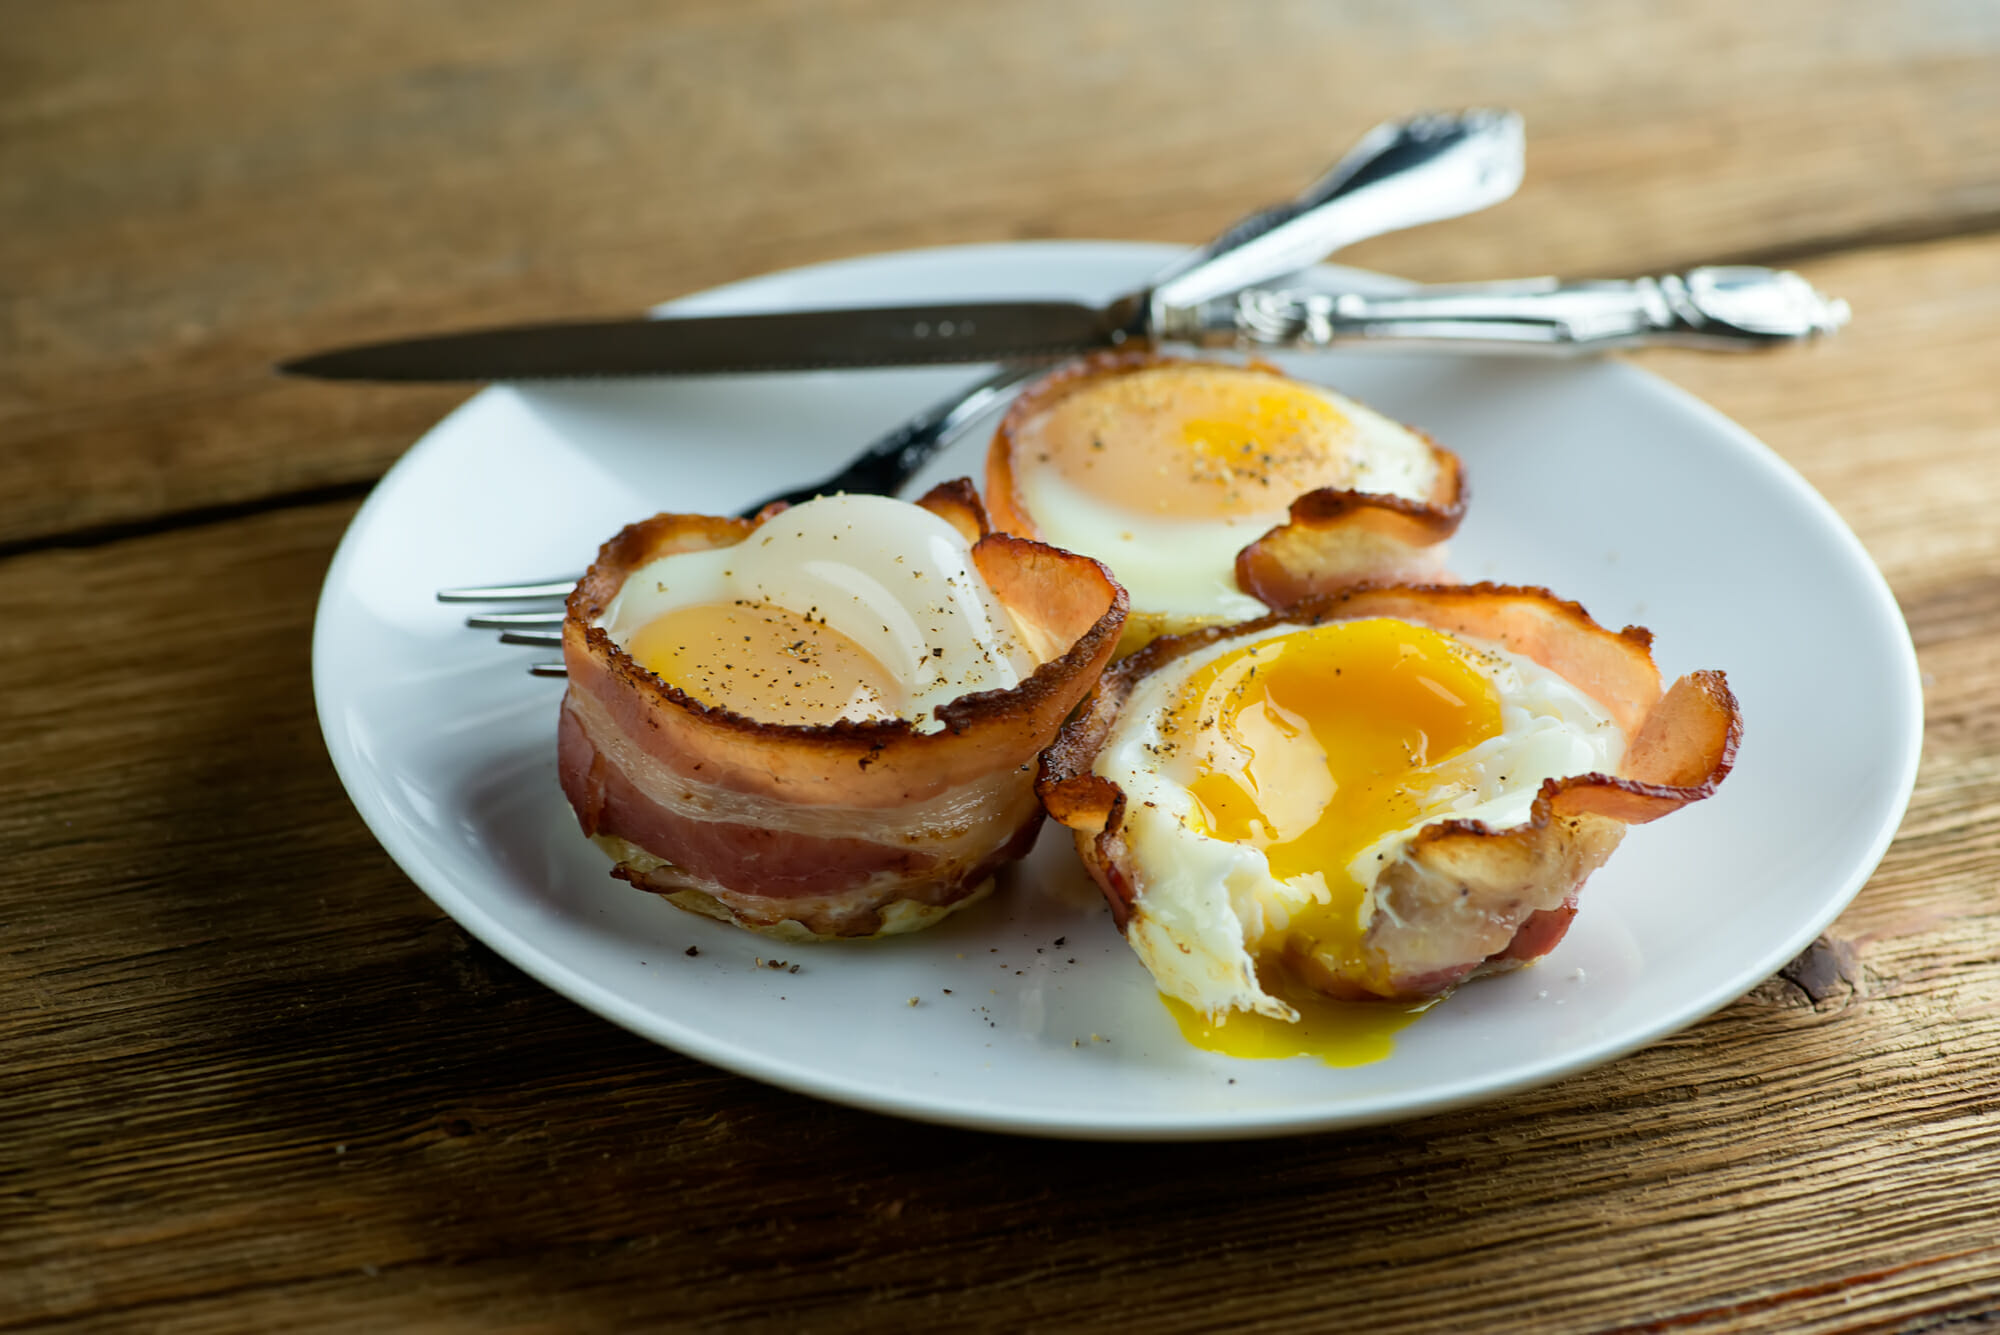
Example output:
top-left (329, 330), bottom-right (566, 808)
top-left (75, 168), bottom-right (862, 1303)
top-left (7, 3), bottom-right (1999, 1329)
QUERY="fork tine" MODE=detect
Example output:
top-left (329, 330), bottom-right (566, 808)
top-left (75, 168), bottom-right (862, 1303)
top-left (437, 577), bottom-right (577, 602)
top-left (498, 629), bottom-right (564, 648)
top-left (464, 610), bottom-right (565, 629)
top-left (528, 661), bottom-right (568, 678)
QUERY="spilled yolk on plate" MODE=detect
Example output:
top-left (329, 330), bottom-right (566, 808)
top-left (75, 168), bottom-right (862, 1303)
top-left (627, 601), bottom-right (904, 726)
top-left (1162, 986), bottom-right (1434, 1066)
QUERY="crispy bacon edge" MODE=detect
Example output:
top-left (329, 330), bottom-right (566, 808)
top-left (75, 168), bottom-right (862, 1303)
top-left (559, 479), bottom-right (1128, 939)
top-left (984, 349), bottom-right (1467, 619)
top-left (1035, 583), bottom-right (1741, 1002)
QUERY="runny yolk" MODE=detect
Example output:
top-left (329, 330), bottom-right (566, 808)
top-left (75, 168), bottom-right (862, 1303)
top-left (1162, 985), bottom-right (1434, 1067)
top-left (627, 601), bottom-right (904, 726)
top-left (1172, 617), bottom-right (1504, 994)
top-left (1019, 364), bottom-right (1361, 519)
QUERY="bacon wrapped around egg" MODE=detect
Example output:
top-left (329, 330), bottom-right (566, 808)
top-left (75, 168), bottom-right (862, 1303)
top-left (1038, 584), bottom-right (1740, 1014)
top-left (986, 351), bottom-right (1465, 651)
top-left (558, 482), bottom-right (1126, 940)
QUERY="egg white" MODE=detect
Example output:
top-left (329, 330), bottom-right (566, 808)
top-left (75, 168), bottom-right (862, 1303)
top-left (1094, 620), bottom-right (1627, 1020)
top-left (597, 493), bottom-right (1038, 732)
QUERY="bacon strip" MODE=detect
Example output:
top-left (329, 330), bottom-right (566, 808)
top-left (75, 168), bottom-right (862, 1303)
top-left (1232, 466), bottom-right (1465, 608)
top-left (560, 480), bottom-right (1127, 939)
top-left (1038, 583), bottom-right (1740, 1001)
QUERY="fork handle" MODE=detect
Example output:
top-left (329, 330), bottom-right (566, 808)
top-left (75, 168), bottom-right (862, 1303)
top-left (739, 364), bottom-right (1039, 517)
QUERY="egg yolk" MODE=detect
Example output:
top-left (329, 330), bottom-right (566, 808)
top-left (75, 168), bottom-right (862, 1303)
top-left (1169, 618), bottom-right (1504, 982)
top-left (1163, 985), bottom-right (1433, 1066)
top-left (627, 601), bottom-right (904, 726)
top-left (1018, 365), bottom-right (1364, 519)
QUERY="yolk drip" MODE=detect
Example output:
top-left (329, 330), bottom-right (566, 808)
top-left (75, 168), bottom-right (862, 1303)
top-left (1172, 617), bottom-right (1503, 979)
top-left (627, 601), bottom-right (904, 726)
top-left (1162, 987), bottom-right (1433, 1066)
top-left (1023, 365), bottom-right (1359, 519)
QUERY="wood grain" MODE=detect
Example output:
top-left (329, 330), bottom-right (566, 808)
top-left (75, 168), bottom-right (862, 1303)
top-left (8, 3), bottom-right (2000, 1330)
top-left (5, 0), bottom-right (2000, 548)
top-left (1646, 235), bottom-right (2000, 597)
top-left (5, 232), bottom-right (2000, 1331)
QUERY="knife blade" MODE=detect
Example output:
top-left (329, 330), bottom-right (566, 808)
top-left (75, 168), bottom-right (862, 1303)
top-left (279, 298), bottom-right (1142, 381)
top-left (279, 109), bottom-right (1526, 383)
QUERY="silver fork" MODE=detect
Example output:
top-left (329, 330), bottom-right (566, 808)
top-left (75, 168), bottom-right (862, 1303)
top-left (437, 364), bottom-right (1034, 675)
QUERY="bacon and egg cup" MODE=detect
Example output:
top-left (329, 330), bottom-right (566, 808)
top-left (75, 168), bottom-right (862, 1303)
top-left (987, 350), bottom-right (1466, 651)
top-left (1038, 583), bottom-right (1740, 1016)
top-left (558, 482), bottom-right (1126, 940)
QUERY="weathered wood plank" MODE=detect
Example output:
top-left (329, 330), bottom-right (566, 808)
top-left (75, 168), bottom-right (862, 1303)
top-left (5, 233), bottom-right (2000, 1333)
top-left (5, 0), bottom-right (2000, 545)
top-left (8, 6), bottom-right (2000, 1327)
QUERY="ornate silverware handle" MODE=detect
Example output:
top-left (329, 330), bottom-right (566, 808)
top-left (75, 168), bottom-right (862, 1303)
top-left (1162, 266), bottom-right (1851, 354)
top-left (1143, 108), bottom-right (1524, 316)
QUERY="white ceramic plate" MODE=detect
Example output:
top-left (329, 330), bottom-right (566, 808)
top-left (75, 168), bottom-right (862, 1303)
top-left (314, 242), bottom-right (1921, 1140)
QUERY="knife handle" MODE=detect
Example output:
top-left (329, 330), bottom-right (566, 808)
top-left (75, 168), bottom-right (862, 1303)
top-left (1162, 266), bottom-right (1850, 355)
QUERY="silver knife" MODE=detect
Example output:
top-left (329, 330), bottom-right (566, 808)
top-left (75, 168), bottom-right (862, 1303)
top-left (280, 109), bottom-right (1526, 382)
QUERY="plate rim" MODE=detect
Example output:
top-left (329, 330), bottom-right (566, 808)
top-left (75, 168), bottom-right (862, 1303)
top-left (313, 240), bottom-right (1924, 1140)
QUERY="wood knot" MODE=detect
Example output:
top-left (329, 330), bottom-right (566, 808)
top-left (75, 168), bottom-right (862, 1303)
top-left (1750, 935), bottom-right (1867, 1011)
top-left (431, 920), bottom-right (526, 1003)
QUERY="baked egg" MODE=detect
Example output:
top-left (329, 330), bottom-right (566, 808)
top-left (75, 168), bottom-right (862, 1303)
top-left (557, 481), bottom-right (1128, 939)
top-left (987, 351), bottom-right (1464, 647)
top-left (595, 491), bottom-right (1039, 730)
top-left (1038, 584), bottom-right (1740, 1024)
